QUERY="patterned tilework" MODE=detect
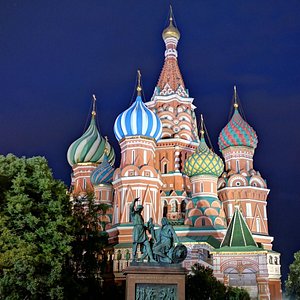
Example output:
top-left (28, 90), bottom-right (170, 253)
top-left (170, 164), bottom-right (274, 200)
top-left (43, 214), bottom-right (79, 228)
top-left (184, 137), bottom-right (224, 177)
top-left (218, 109), bottom-right (258, 151)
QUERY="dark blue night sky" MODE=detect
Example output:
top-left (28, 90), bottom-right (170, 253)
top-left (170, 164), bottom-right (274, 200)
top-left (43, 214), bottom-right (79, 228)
top-left (1, 1), bottom-right (300, 283)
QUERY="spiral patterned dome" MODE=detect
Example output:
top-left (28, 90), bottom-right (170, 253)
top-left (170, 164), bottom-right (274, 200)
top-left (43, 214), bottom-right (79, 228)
top-left (90, 154), bottom-right (115, 185)
top-left (184, 137), bottom-right (224, 177)
top-left (114, 95), bottom-right (162, 142)
top-left (67, 116), bottom-right (115, 166)
top-left (218, 108), bottom-right (258, 151)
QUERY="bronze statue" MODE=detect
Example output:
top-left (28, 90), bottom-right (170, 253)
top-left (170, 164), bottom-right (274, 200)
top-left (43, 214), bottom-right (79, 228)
top-left (130, 199), bottom-right (187, 264)
top-left (130, 198), bottom-right (156, 262)
top-left (153, 217), bottom-right (180, 263)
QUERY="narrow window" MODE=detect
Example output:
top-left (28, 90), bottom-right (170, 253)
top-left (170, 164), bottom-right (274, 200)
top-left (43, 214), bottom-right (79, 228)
top-left (264, 206), bottom-right (267, 219)
top-left (163, 200), bottom-right (168, 217)
top-left (236, 160), bottom-right (240, 172)
top-left (246, 160), bottom-right (250, 171)
top-left (228, 204), bottom-right (233, 217)
top-left (246, 203), bottom-right (252, 217)
top-left (83, 178), bottom-right (86, 190)
top-left (164, 163), bottom-right (168, 174)
top-left (145, 204), bottom-right (150, 221)
top-left (256, 218), bottom-right (261, 232)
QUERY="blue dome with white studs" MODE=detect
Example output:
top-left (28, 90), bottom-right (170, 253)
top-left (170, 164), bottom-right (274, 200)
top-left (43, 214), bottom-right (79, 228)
top-left (114, 94), bottom-right (162, 142)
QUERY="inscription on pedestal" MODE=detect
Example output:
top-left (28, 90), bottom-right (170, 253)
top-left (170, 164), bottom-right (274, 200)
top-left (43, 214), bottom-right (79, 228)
top-left (136, 283), bottom-right (177, 300)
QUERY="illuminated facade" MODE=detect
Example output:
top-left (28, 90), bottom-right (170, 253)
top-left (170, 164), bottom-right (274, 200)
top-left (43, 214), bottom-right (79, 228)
top-left (67, 9), bottom-right (281, 300)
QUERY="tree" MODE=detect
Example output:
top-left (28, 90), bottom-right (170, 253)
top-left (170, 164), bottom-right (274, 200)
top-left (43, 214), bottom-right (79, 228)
top-left (286, 250), bottom-right (300, 299)
top-left (186, 263), bottom-right (250, 300)
top-left (64, 193), bottom-right (110, 299)
top-left (0, 154), bottom-right (74, 300)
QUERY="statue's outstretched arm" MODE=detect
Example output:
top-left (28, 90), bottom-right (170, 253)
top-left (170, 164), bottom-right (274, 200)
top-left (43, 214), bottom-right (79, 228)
top-left (130, 197), bottom-right (139, 213)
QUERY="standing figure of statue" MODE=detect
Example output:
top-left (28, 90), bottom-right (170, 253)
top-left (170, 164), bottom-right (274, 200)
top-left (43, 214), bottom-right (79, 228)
top-left (130, 198), bottom-right (156, 262)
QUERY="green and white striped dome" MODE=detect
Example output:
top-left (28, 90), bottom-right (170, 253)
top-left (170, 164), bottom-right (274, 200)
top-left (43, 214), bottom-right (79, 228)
top-left (67, 114), bottom-right (115, 166)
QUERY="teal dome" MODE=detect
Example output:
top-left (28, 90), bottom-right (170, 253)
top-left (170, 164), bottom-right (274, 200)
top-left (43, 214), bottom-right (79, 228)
top-left (90, 154), bottom-right (115, 185)
top-left (67, 116), bottom-right (115, 166)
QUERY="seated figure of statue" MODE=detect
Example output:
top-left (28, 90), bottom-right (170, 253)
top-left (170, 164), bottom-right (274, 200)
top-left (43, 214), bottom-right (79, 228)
top-left (152, 217), bottom-right (180, 263)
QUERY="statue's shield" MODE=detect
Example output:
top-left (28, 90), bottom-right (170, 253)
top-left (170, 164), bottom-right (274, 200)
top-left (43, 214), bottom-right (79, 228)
top-left (171, 243), bottom-right (187, 264)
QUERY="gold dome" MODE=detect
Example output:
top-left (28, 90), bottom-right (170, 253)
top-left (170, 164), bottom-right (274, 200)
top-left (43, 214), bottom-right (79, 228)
top-left (162, 18), bottom-right (180, 40)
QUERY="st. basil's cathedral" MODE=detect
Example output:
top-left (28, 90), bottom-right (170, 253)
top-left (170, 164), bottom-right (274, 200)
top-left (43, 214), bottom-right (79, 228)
top-left (67, 9), bottom-right (282, 300)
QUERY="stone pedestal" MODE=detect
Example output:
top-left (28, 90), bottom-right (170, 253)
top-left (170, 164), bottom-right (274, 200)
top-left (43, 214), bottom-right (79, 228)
top-left (124, 263), bottom-right (187, 300)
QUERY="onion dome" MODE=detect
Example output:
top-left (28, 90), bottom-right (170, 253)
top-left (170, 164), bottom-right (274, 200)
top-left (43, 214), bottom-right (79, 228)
top-left (162, 6), bottom-right (180, 40)
top-left (114, 70), bottom-right (162, 142)
top-left (218, 87), bottom-right (258, 151)
top-left (184, 116), bottom-right (224, 177)
top-left (67, 95), bottom-right (115, 166)
top-left (90, 154), bottom-right (115, 185)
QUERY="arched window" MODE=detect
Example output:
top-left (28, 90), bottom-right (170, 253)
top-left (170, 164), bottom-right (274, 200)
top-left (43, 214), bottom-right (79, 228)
top-left (181, 200), bottom-right (186, 215)
top-left (171, 200), bottom-right (178, 212)
top-left (269, 256), bottom-right (273, 264)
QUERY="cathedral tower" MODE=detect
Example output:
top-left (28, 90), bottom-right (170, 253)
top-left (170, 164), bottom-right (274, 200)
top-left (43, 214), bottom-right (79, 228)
top-left (67, 96), bottom-right (115, 196)
top-left (213, 206), bottom-right (271, 299)
top-left (217, 87), bottom-right (272, 249)
top-left (184, 115), bottom-right (227, 238)
top-left (112, 71), bottom-right (163, 226)
top-left (146, 7), bottom-right (199, 222)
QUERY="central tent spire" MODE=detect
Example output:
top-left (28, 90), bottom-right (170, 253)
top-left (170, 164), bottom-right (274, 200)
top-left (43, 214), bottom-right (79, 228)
top-left (155, 5), bottom-right (187, 97)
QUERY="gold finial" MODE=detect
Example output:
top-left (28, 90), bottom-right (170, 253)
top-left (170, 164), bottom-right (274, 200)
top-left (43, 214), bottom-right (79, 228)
top-left (200, 114), bottom-right (205, 137)
top-left (137, 69), bottom-right (142, 95)
top-left (92, 94), bottom-right (97, 116)
top-left (233, 85), bottom-right (239, 109)
top-left (162, 5), bottom-right (180, 40)
top-left (169, 5), bottom-right (173, 22)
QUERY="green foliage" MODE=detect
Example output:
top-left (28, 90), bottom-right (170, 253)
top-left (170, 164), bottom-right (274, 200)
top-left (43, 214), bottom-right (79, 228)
top-left (65, 193), bottom-right (110, 299)
top-left (186, 263), bottom-right (250, 300)
top-left (0, 154), bottom-right (74, 300)
top-left (286, 250), bottom-right (300, 299)
top-left (226, 286), bottom-right (250, 300)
